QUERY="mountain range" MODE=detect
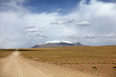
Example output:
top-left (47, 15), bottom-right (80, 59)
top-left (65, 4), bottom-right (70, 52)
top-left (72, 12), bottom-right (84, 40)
top-left (32, 41), bottom-right (84, 48)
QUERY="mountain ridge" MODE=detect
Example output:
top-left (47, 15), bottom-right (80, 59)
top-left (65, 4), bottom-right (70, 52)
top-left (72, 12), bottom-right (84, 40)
top-left (32, 41), bottom-right (84, 48)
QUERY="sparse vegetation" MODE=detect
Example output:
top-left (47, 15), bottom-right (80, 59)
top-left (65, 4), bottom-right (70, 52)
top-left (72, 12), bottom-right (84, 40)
top-left (112, 63), bottom-right (116, 65)
top-left (0, 49), bottom-right (14, 58)
top-left (0, 46), bottom-right (115, 77)
top-left (92, 66), bottom-right (97, 68)
top-left (113, 66), bottom-right (116, 68)
top-left (20, 46), bottom-right (116, 61)
top-left (19, 46), bottom-right (116, 66)
top-left (19, 46), bottom-right (116, 77)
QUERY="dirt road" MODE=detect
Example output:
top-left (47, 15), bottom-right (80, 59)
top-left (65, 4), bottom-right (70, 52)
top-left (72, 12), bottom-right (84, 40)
top-left (0, 51), bottom-right (95, 77)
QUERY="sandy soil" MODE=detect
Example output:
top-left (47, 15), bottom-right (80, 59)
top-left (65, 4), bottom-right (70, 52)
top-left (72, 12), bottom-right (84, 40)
top-left (0, 51), bottom-right (97, 77)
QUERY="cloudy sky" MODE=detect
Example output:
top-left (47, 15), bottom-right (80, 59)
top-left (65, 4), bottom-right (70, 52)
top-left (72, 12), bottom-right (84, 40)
top-left (0, 0), bottom-right (116, 48)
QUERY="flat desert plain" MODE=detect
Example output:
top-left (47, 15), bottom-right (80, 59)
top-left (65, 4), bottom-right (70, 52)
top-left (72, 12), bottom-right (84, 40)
top-left (0, 46), bottom-right (116, 77)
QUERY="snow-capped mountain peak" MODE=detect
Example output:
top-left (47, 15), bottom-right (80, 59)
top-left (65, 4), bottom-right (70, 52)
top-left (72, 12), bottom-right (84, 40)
top-left (44, 40), bottom-right (72, 44)
top-left (32, 40), bottom-right (83, 48)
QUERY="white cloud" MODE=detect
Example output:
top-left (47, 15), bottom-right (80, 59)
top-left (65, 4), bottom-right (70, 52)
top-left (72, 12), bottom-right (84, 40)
top-left (51, 20), bottom-right (66, 25)
top-left (0, 0), bottom-right (116, 48)
top-left (77, 21), bottom-right (91, 26)
top-left (51, 19), bottom-right (75, 25)
top-left (26, 29), bottom-right (39, 32)
top-left (65, 33), bottom-right (116, 40)
top-left (22, 26), bottom-right (36, 29)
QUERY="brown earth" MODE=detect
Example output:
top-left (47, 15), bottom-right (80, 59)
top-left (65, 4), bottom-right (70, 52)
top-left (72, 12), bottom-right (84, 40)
top-left (0, 51), bottom-right (97, 77)
top-left (19, 46), bottom-right (116, 77)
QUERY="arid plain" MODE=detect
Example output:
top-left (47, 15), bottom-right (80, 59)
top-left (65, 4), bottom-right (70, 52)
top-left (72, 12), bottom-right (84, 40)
top-left (0, 46), bottom-right (116, 77)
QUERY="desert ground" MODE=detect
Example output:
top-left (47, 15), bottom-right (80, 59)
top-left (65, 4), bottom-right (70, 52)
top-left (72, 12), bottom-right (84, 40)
top-left (0, 46), bottom-right (116, 77)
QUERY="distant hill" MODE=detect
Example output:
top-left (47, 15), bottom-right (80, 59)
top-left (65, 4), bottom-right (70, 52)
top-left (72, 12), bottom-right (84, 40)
top-left (32, 41), bottom-right (84, 48)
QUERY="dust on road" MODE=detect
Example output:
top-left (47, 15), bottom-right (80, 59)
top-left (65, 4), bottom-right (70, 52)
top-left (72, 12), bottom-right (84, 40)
top-left (0, 51), bottom-right (95, 77)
